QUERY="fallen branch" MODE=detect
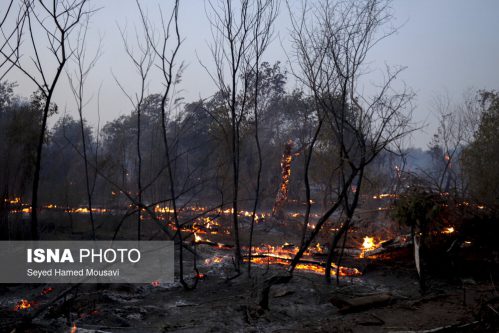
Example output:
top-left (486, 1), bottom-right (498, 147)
top-left (258, 274), bottom-right (292, 309)
top-left (330, 292), bottom-right (393, 313)
top-left (364, 235), bottom-right (412, 258)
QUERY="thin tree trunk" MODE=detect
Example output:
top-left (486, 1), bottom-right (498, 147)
top-left (325, 166), bottom-right (364, 283)
top-left (248, 60), bottom-right (262, 277)
top-left (137, 104), bottom-right (142, 241)
top-left (232, 111), bottom-right (241, 270)
top-left (300, 117), bottom-right (323, 247)
top-left (79, 106), bottom-right (95, 239)
top-left (31, 87), bottom-right (58, 240)
top-left (288, 170), bottom-right (357, 274)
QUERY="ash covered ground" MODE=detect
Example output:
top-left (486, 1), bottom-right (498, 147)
top-left (1, 205), bottom-right (497, 333)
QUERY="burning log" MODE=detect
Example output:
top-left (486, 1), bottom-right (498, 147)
top-left (245, 254), bottom-right (361, 276)
top-left (192, 233), bottom-right (232, 249)
top-left (362, 235), bottom-right (412, 258)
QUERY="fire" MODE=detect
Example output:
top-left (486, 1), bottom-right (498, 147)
top-left (315, 242), bottom-right (323, 253)
top-left (204, 257), bottom-right (224, 265)
top-left (5, 197), bottom-right (21, 204)
top-left (372, 193), bottom-right (399, 200)
top-left (362, 236), bottom-right (375, 250)
top-left (70, 323), bottom-right (77, 333)
top-left (442, 227), bottom-right (455, 234)
top-left (14, 299), bottom-right (34, 311)
top-left (221, 208), bottom-right (234, 214)
top-left (154, 205), bottom-right (175, 214)
top-left (64, 207), bottom-right (108, 214)
top-left (359, 236), bottom-right (384, 258)
top-left (243, 243), bottom-right (361, 276)
top-left (249, 244), bottom-right (300, 259)
top-left (272, 140), bottom-right (294, 217)
top-left (248, 257), bottom-right (361, 276)
top-left (151, 280), bottom-right (161, 287)
top-left (194, 233), bottom-right (203, 243)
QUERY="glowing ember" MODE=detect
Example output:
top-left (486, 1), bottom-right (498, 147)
top-left (248, 257), bottom-right (361, 276)
top-left (204, 257), bottom-right (224, 265)
top-left (5, 197), bottom-right (21, 204)
top-left (241, 243), bottom-right (361, 276)
top-left (314, 243), bottom-right (323, 253)
top-left (372, 193), bottom-right (399, 200)
top-left (154, 205), bottom-right (175, 213)
top-left (41, 287), bottom-right (54, 295)
top-left (151, 280), bottom-right (161, 287)
top-left (64, 207), bottom-right (108, 214)
top-left (14, 299), bottom-right (34, 311)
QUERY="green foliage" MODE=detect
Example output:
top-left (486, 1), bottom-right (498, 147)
top-left (391, 187), bottom-right (443, 231)
top-left (0, 83), bottom-right (48, 202)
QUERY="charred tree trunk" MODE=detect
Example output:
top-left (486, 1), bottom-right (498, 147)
top-left (300, 118), bottom-right (324, 247)
top-left (248, 77), bottom-right (262, 277)
top-left (31, 88), bottom-right (57, 240)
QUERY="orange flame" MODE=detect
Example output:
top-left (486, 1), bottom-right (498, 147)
top-left (442, 227), bottom-right (455, 234)
top-left (359, 236), bottom-right (384, 258)
top-left (14, 299), bottom-right (33, 311)
top-left (362, 236), bottom-right (375, 250)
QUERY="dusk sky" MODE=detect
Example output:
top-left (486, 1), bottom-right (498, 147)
top-left (6, 0), bottom-right (499, 148)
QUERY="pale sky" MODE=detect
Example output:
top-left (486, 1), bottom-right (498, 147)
top-left (4, 0), bottom-right (499, 148)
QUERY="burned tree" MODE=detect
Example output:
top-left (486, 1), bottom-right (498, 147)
top-left (245, 0), bottom-right (279, 277)
top-left (114, 17), bottom-right (155, 241)
top-left (137, 0), bottom-right (195, 288)
top-left (271, 139), bottom-right (294, 219)
top-left (426, 92), bottom-right (482, 196)
top-left (66, 15), bottom-right (102, 240)
top-left (286, 0), bottom-right (414, 283)
top-left (204, 0), bottom-right (279, 272)
top-left (0, 0), bottom-right (29, 80)
top-left (1, 0), bottom-right (94, 239)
